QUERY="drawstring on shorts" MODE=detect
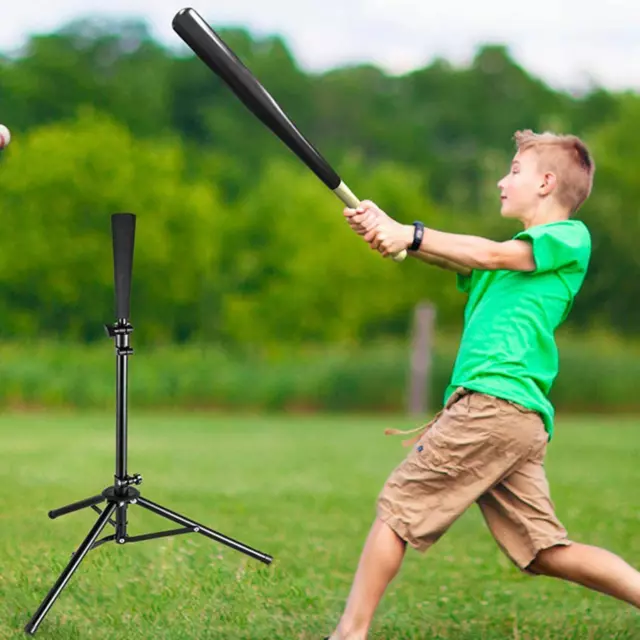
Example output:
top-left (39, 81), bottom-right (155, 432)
top-left (383, 387), bottom-right (472, 447)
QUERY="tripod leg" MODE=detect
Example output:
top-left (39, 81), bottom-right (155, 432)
top-left (48, 494), bottom-right (106, 519)
top-left (135, 496), bottom-right (273, 565)
top-left (24, 502), bottom-right (118, 636)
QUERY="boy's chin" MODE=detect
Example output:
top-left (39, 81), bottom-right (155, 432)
top-left (500, 205), bottom-right (521, 219)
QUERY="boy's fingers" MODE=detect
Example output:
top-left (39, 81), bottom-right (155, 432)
top-left (364, 229), bottom-right (377, 243)
top-left (354, 214), bottom-right (373, 227)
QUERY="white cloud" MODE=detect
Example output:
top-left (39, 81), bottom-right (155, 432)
top-left (0, 0), bottom-right (639, 90)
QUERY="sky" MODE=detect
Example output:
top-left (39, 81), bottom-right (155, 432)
top-left (1, 0), bottom-right (639, 92)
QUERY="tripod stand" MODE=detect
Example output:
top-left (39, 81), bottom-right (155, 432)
top-left (24, 213), bottom-right (273, 636)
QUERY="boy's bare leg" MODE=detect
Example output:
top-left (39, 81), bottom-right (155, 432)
top-left (329, 518), bottom-right (407, 640)
top-left (530, 542), bottom-right (640, 608)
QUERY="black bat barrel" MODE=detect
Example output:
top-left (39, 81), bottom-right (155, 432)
top-left (172, 8), bottom-right (341, 191)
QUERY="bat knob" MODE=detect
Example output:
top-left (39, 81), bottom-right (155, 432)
top-left (392, 250), bottom-right (408, 263)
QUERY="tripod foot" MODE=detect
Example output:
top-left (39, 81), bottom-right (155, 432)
top-left (136, 496), bottom-right (273, 564)
top-left (24, 503), bottom-right (118, 635)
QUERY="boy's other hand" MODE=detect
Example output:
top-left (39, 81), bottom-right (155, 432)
top-left (367, 220), bottom-right (413, 257)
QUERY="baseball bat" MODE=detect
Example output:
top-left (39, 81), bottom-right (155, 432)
top-left (171, 7), bottom-right (407, 263)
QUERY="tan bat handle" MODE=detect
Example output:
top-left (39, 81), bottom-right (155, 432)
top-left (333, 182), bottom-right (407, 263)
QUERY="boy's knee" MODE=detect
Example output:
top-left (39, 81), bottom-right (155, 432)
top-left (527, 553), bottom-right (552, 576)
top-left (527, 543), bottom-right (571, 577)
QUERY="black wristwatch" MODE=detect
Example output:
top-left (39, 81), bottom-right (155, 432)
top-left (409, 221), bottom-right (425, 251)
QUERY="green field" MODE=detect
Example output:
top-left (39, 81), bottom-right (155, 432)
top-left (1, 411), bottom-right (639, 639)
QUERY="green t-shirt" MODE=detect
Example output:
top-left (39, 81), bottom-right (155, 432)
top-left (444, 220), bottom-right (591, 439)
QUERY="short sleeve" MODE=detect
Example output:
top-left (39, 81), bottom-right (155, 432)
top-left (514, 221), bottom-right (591, 275)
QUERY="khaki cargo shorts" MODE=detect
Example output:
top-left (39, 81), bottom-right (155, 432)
top-left (378, 387), bottom-right (571, 572)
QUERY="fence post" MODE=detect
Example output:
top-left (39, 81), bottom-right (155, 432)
top-left (408, 302), bottom-right (436, 417)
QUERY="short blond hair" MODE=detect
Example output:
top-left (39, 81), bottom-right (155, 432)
top-left (514, 129), bottom-right (595, 214)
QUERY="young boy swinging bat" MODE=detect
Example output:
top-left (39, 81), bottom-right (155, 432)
top-left (326, 130), bottom-right (640, 640)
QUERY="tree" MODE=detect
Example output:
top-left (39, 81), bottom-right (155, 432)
top-left (215, 156), bottom-right (468, 349)
top-left (575, 94), bottom-right (640, 333)
top-left (0, 109), bottom-right (224, 342)
top-left (0, 19), bottom-right (174, 137)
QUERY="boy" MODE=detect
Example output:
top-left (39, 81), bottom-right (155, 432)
top-left (327, 130), bottom-right (640, 640)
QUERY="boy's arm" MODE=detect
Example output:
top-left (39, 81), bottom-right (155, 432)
top-left (410, 250), bottom-right (472, 276)
top-left (406, 227), bottom-right (535, 272)
top-left (344, 203), bottom-right (471, 275)
top-left (344, 202), bottom-right (535, 273)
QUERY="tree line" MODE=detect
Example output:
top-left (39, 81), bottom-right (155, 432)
top-left (0, 17), bottom-right (636, 346)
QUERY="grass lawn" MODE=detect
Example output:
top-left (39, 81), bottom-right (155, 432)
top-left (1, 410), bottom-right (639, 639)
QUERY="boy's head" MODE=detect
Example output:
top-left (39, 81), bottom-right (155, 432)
top-left (498, 129), bottom-right (595, 221)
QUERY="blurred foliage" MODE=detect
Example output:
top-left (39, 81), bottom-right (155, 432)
top-left (0, 109), bottom-right (222, 342)
top-left (0, 331), bottom-right (638, 412)
top-left (0, 17), bottom-right (637, 348)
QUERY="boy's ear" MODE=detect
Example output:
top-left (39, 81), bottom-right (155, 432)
top-left (540, 172), bottom-right (557, 196)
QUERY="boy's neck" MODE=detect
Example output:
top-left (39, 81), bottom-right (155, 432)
top-left (520, 205), bottom-right (572, 230)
